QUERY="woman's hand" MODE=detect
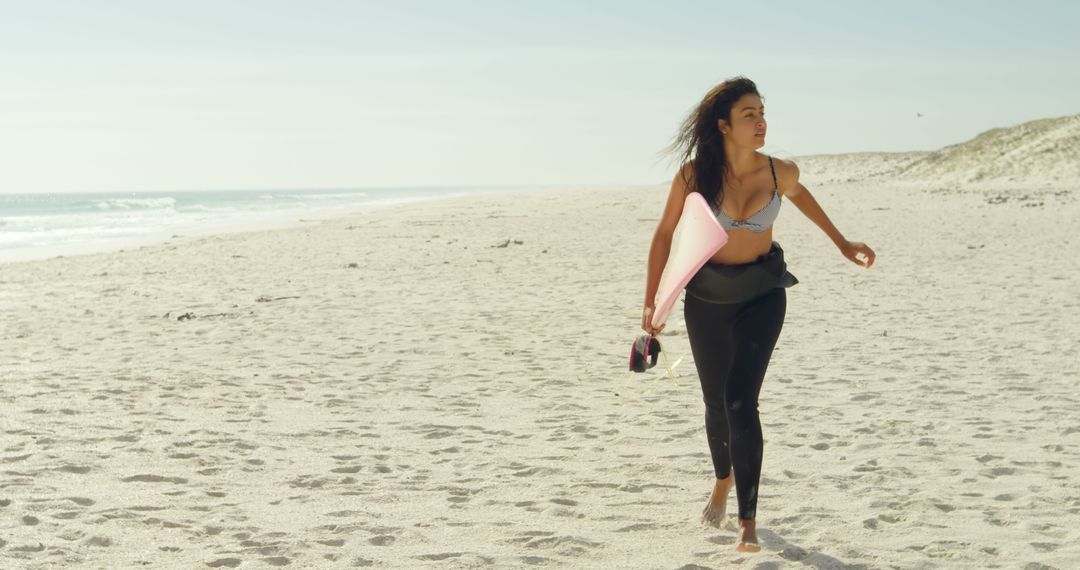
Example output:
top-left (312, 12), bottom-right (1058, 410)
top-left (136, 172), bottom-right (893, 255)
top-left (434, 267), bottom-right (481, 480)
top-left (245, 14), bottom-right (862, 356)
top-left (839, 240), bottom-right (875, 268)
top-left (642, 305), bottom-right (665, 336)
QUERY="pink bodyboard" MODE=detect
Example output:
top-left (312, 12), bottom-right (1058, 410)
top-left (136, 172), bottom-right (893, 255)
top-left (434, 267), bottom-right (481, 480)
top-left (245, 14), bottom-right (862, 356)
top-left (651, 192), bottom-right (728, 329)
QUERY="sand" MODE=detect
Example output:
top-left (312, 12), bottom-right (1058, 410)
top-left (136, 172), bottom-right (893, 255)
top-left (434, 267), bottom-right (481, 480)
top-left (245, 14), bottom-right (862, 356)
top-left (2, 137), bottom-right (1080, 566)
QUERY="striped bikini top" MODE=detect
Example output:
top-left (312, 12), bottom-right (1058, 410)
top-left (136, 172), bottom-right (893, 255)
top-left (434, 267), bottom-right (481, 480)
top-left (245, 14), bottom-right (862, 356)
top-left (711, 155), bottom-right (782, 233)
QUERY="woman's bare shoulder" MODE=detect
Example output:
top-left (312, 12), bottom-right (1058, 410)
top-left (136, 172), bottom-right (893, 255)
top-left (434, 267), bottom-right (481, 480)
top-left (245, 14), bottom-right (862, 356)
top-left (770, 156), bottom-right (799, 178)
top-left (675, 161), bottom-right (697, 194)
top-left (769, 156), bottom-right (800, 195)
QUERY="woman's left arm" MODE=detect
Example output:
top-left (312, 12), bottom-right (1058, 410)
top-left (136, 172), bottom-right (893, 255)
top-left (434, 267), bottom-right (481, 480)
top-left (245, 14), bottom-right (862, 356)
top-left (778, 160), bottom-right (876, 269)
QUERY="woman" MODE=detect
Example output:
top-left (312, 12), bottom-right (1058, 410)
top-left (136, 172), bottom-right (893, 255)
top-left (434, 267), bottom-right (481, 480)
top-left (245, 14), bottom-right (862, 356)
top-left (641, 76), bottom-right (875, 552)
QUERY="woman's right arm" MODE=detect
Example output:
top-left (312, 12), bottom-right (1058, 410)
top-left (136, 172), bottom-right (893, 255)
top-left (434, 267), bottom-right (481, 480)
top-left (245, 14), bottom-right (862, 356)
top-left (641, 164), bottom-right (694, 332)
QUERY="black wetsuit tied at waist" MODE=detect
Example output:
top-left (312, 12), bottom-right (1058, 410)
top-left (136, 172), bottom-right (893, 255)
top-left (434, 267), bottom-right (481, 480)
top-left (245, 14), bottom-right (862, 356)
top-left (685, 241), bottom-right (799, 305)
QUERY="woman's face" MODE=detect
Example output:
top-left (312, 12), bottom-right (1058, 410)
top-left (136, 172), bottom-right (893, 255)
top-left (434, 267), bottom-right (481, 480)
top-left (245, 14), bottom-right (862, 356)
top-left (719, 93), bottom-right (766, 149)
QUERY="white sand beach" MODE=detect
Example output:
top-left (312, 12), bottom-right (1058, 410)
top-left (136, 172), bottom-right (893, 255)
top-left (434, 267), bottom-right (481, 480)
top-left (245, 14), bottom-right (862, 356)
top-left (2, 116), bottom-right (1079, 568)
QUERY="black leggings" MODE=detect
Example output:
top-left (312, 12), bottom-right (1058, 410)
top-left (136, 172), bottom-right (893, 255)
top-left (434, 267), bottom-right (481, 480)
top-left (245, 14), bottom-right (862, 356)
top-left (683, 286), bottom-right (786, 521)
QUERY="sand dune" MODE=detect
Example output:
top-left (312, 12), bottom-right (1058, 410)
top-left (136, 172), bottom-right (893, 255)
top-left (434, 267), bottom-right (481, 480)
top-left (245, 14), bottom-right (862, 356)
top-left (795, 113), bottom-right (1080, 190)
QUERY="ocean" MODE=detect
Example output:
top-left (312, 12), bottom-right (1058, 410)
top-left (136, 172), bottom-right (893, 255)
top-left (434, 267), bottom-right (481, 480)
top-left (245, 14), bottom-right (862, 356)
top-left (0, 186), bottom-right (506, 264)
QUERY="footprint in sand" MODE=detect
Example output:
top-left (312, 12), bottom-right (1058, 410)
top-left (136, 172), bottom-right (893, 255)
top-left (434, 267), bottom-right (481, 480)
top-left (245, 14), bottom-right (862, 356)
top-left (120, 474), bottom-right (189, 484)
top-left (205, 558), bottom-right (242, 568)
top-left (615, 522), bottom-right (659, 532)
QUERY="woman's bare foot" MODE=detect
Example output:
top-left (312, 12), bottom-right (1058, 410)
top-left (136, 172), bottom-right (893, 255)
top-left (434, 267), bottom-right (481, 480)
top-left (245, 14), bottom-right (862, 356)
top-left (736, 519), bottom-right (761, 552)
top-left (700, 472), bottom-right (734, 529)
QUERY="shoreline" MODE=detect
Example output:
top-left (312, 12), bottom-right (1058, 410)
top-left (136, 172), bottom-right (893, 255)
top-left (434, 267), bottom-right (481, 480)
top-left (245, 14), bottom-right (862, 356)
top-left (0, 185), bottom-right (635, 267)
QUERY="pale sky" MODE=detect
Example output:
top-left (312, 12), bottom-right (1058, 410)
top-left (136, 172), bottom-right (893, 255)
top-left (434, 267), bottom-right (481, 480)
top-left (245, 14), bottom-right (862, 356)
top-left (1, 0), bottom-right (1077, 193)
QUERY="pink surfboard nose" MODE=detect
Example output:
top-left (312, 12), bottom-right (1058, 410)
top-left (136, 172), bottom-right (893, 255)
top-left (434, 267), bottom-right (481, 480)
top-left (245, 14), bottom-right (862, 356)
top-left (651, 192), bottom-right (728, 330)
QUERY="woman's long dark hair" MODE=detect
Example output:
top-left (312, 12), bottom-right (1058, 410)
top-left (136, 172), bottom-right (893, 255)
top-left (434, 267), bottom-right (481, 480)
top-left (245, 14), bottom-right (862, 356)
top-left (664, 76), bottom-right (761, 208)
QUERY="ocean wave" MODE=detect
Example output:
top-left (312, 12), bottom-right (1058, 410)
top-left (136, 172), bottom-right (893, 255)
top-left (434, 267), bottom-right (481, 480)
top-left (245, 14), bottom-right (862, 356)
top-left (93, 197), bottom-right (177, 211)
top-left (282, 192), bottom-right (369, 201)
